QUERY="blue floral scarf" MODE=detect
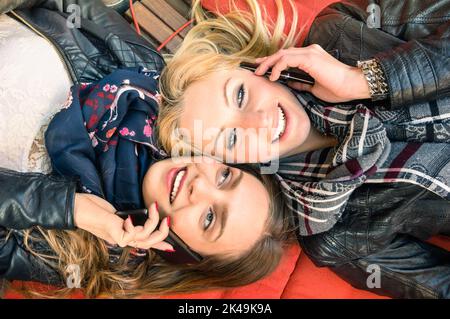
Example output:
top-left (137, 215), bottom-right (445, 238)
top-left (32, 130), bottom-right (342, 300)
top-left (45, 67), bottom-right (166, 211)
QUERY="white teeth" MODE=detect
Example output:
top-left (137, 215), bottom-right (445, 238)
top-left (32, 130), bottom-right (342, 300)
top-left (170, 170), bottom-right (185, 203)
top-left (272, 105), bottom-right (286, 143)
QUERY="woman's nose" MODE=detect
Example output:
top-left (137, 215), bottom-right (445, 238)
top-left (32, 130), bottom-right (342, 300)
top-left (188, 175), bottom-right (211, 204)
top-left (239, 110), bottom-right (270, 129)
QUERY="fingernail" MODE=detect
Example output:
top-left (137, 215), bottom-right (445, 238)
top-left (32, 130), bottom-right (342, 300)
top-left (154, 201), bottom-right (159, 212)
top-left (127, 215), bottom-right (134, 225)
top-left (166, 216), bottom-right (171, 227)
top-left (165, 249), bottom-right (176, 253)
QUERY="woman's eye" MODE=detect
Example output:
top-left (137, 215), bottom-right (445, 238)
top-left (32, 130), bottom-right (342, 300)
top-left (227, 128), bottom-right (237, 150)
top-left (204, 208), bottom-right (215, 230)
top-left (218, 167), bottom-right (231, 187)
top-left (237, 84), bottom-right (245, 108)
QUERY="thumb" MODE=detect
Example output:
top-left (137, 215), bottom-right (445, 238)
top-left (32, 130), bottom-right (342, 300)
top-left (287, 81), bottom-right (313, 92)
top-left (152, 241), bottom-right (175, 252)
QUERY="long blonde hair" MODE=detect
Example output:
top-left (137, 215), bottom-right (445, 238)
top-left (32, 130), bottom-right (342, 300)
top-left (12, 1), bottom-right (299, 299)
top-left (17, 169), bottom-right (295, 298)
top-left (158, 0), bottom-right (300, 153)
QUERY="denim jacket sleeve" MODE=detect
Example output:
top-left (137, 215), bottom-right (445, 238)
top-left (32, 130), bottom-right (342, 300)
top-left (306, 0), bottom-right (450, 110)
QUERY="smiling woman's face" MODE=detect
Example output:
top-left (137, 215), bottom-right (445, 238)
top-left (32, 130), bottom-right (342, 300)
top-left (142, 157), bottom-right (270, 257)
top-left (176, 68), bottom-right (311, 162)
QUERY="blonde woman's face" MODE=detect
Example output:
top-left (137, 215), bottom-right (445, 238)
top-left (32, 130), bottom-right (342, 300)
top-left (142, 157), bottom-right (270, 257)
top-left (176, 68), bottom-right (311, 163)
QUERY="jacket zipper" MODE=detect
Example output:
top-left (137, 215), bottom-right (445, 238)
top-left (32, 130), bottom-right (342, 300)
top-left (9, 10), bottom-right (78, 84)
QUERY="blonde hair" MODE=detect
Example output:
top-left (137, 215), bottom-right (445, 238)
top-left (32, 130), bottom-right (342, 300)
top-left (158, 0), bottom-right (300, 153)
top-left (16, 169), bottom-right (295, 298)
top-left (10, 1), bottom-right (300, 299)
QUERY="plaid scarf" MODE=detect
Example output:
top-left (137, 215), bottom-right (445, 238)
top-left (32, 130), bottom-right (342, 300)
top-left (277, 92), bottom-right (450, 236)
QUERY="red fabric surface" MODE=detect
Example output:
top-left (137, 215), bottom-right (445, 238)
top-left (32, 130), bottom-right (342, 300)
top-left (280, 236), bottom-right (450, 299)
top-left (4, 237), bottom-right (450, 298)
top-left (3, 244), bottom-right (300, 299)
top-left (161, 244), bottom-right (301, 299)
top-left (201, 0), bottom-right (341, 45)
top-left (281, 250), bottom-right (388, 299)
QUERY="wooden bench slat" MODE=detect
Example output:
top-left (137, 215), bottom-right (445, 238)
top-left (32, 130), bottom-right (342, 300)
top-left (141, 0), bottom-right (191, 38)
top-left (164, 0), bottom-right (192, 19)
top-left (126, 2), bottom-right (183, 53)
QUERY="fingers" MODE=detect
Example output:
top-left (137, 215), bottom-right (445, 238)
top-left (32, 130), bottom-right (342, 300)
top-left (119, 202), bottom-right (173, 251)
top-left (124, 215), bottom-right (135, 232)
top-left (254, 45), bottom-right (325, 82)
top-left (254, 56), bottom-right (268, 63)
top-left (135, 216), bottom-right (171, 250)
top-left (117, 216), bottom-right (139, 247)
top-left (269, 55), bottom-right (296, 81)
top-left (255, 52), bottom-right (312, 83)
top-left (134, 203), bottom-right (159, 242)
top-left (255, 49), bottom-right (287, 76)
top-left (152, 241), bottom-right (175, 252)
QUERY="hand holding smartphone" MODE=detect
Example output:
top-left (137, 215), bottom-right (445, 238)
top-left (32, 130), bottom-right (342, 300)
top-left (115, 208), bottom-right (203, 264)
top-left (240, 61), bottom-right (315, 85)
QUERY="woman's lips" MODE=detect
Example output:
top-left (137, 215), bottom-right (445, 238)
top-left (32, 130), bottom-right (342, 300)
top-left (271, 103), bottom-right (288, 143)
top-left (167, 166), bottom-right (187, 204)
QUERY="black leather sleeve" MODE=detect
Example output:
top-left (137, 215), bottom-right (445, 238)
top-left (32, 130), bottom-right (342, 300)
top-left (0, 228), bottom-right (63, 285)
top-left (0, 168), bottom-right (76, 285)
top-left (331, 235), bottom-right (450, 299)
top-left (300, 232), bottom-right (450, 299)
top-left (298, 182), bottom-right (450, 299)
top-left (307, 0), bottom-right (450, 110)
top-left (373, 1), bottom-right (450, 110)
top-left (0, 168), bottom-right (77, 230)
top-left (13, 0), bottom-right (165, 83)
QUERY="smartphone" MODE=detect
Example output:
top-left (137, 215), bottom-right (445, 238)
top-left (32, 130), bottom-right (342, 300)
top-left (115, 209), bottom-right (203, 264)
top-left (240, 61), bottom-right (315, 85)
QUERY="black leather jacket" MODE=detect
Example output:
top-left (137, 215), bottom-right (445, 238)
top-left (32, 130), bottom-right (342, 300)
top-left (305, 0), bottom-right (450, 110)
top-left (299, 182), bottom-right (450, 299)
top-left (0, 169), bottom-right (77, 284)
top-left (299, 0), bottom-right (450, 298)
top-left (0, 0), bottom-right (165, 285)
top-left (2, 0), bottom-right (165, 84)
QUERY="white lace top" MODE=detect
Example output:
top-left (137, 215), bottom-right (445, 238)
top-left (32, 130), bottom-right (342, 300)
top-left (0, 14), bottom-right (72, 173)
